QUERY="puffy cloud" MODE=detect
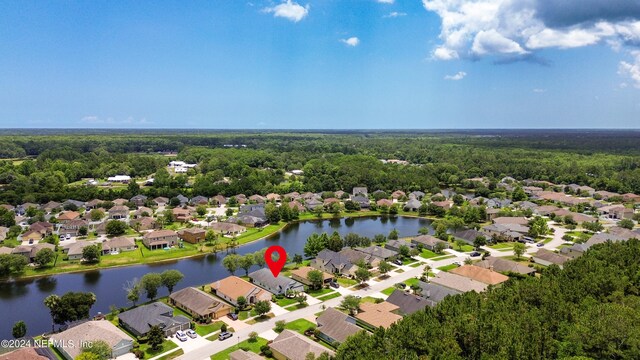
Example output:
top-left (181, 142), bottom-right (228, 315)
top-left (264, 0), bottom-right (309, 23)
top-left (619, 51), bottom-right (640, 88)
top-left (444, 71), bottom-right (467, 80)
top-left (384, 11), bottom-right (407, 18)
top-left (341, 37), bottom-right (360, 46)
top-left (532, 88), bottom-right (546, 93)
top-left (423, 0), bottom-right (640, 60)
top-left (377, 0), bottom-right (395, 3)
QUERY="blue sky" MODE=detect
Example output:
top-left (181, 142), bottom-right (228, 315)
top-left (0, 0), bottom-right (639, 129)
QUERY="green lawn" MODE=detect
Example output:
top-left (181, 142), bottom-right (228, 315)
top-left (430, 254), bottom-right (455, 261)
top-left (409, 262), bottom-right (424, 268)
top-left (284, 319), bottom-right (316, 334)
top-left (437, 263), bottom-right (459, 272)
top-left (317, 292), bottom-right (341, 301)
top-left (210, 337), bottom-right (268, 360)
top-left (275, 297), bottom-right (298, 307)
top-left (336, 277), bottom-right (358, 287)
top-left (381, 286), bottom-right (396, 296)
top-left (307, 288), bottom-right (336, 298)
top-left (234, 223), bottom-right (287, 245)
top-left (419, 249), bottom-right (439, 259)
top-left (381, 278), bottom-right (419, 296)
top-left (451, 244), bottom-right (475, 252)
top-left (139, 339), bottom-right (178, 359)
top-left (195, 321), bottom-right (224, 336)
top-left (490, 242), bottom-right (518, 249)
top-left (284, 303), bottom-right (309, 310)
top-left (238, 310), bottom-right (250, 320)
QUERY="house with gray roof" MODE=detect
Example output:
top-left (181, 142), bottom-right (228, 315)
top-left (453, 229), bottom-right (484, 245)
top-left (417, 281), bottom-right (462, 304)
top-left (249, 268), bottom-right (304, 295)
top-left (404, 198), bottom-right (422, 211)
top-left (409, 191), bottom-right (425, 200)
top-left (311, 249), bottom-right (357, 277)
top-left (385, 239), bottom-right (414, 252)
top-left (118, 302), bottom-right (190, 337)
top-left (532, 249), bottom-right (571, 269)
top-left (351, 195), bottom-right (371, 209)
top-left (386, 289), bottom-right (432, 315)
top-left (412, 235), bottom-right (449, 251)
top-left (352, 187), bottom-right (368, 197)
top-left (316, 307), bottom-right (361, 344)
top-left (356, 245), bottom-right (398, 261)
top-left (475, 257), bottom-right (536, 275)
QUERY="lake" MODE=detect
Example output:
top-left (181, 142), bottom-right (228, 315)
top-left (0, 216), bottom-right (432, 339)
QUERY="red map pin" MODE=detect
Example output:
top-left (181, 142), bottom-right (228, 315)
top-left (264, 245), bottom-right (287, 277)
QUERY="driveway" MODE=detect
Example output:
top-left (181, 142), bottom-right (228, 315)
top-left (170, 335), bottom-right (211, 352)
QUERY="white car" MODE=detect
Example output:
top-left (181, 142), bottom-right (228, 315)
top-left (186, 329), bottom-right (197, 338)
top-left (175, 330), bottom-right (188, 342)
top-left (65, 234), bottom-right (71, 240)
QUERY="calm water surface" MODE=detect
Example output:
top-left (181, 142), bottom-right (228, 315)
top-left (0, 216), bottom-right (431, 339)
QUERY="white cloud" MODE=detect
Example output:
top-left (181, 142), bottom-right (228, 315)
top-left (264, 0), bottom-right (309, 23)
top-left (384, 11), bottom-right (407, 18)
top-left (444, 71), bottom-right (467, 80)
top-left (377, 0), bottom-right (395, 4)
top-left (423, 0), bottom-right (640, 89)
top-left (619, 51), bottom-right (640, 88)
top-left (79, 116), bottom-right (150, 125)
top-left (341, 37), bottom-right (360, 46)
top-left (532, 88), bottom-right (546, 93)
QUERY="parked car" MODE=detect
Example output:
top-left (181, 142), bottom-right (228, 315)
top-left (396, 282), bottom-right (406, 289)
top-left (470, 251), bottom-right (481, 257)
top-left (536, 242), bottom-right (544, 247)
top-left (227, 313), bottom-right (238, 320)
top-left (175, 331), bottom-right (188, 342)
top-left (65, 234), bottom-right (71, 240)
top-left (453, 261), bottom-right (462, 266)
top-left (329, 281), bottom-right (339, 288)
top-left (186, 329), bottom-right (197, 338)
top-left (393, 259), bottom-right (403, 265)
top-left (218, 332), bottom-right (232, 341)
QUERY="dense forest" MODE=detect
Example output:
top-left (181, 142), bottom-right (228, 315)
top-left (0, 130), bottom-right (639, 204)
top-left (335, 239), bottom-right (640, 360)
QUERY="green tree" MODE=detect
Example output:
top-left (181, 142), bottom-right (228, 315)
top-left (140, 273), bottom-right (163, 300)
top-left (160, 269), bottom-right (184, 294)
top-left (82, 245), bottom-right (101, 263)
top-left (304, 233), bottom-right (327, 258)
top-left (398, 245), bottom-right (411, 258)
top-left (340, 295), bottom-right (361, 316)
top-left (388, 228), bottom-right (399, 240)
top-left (147, 325), bottom-right (164, 350)
top-left (125, 278), bottom-right (140, 306)
top-left (254, 300), bottom-right (271, 317)
top-left (43, 292), bottom-right (96, 326)
top-left (355, 266), bottom-right (371, 285)
top-left (12, 320), bottom-right (26, 338)
top-left (223, 254), bottom-right (240, 275)
top-left (327, 231), bottom-right (344, 252)
top-left (196, 205), bottom-right (207, 217)
top-left (90, 209), bottom-right (105, 221)
top-left (418, 227), bottom-right (430, 235)
top-left (455, 239), bottom-right (465, 251)
top-left (513, 242), bottom-right (526, 259)
top-left (274, 320), bottom-right (286, 333)
top-left (618, 218), bottom-right (634, 230)
top-left (512, 186), bottom-right (528, 201)
top-left (473, 235), bottom-right (487, 249)
top-left (307, 269), bottom-right (324, 290)
top-left (265, 203), bottom-right (281, 223)
top-left (105, 220), bottom-right (127, 236)
top-left (81, 340), bottom-right (112, 360)
top-left (238, 254), bottom-right (255, 276)
top-left (378, 260), bottom-right (392, 278)
top-left (75, 353), bottom-right (101, 360)
top-left (34, 248), bottom-right (55, 267)
top-left (434, 241), bottom-right (447, 254)
top-left (583, 221), bottom-right (604, 232)
top-left (295, 292), bottom-right (307, 305)
top-left (237, 296), bottom-right (247, 310)
top-left (293, 253), bottom-right (303, 267)
top-left (0, 254), bottom-right (29, 276)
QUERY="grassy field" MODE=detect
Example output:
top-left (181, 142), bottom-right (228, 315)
top-left (419, 249), bottom-right (439, 259)
top-left (317, 292), bottom-right (341, 301)
top-left (139, 339), bottom-right (179, 359)
top-left (209, 337), bottom-right (268, 360)
top-left (337, 277), bottom-right (358, 287)
top-left (437, 263), bottom-right (459, 272)
top-left (195, 321), bottom-right (224, 336)
top-left (307, 288), bottom-right (335, 298)
top-left (490, 242), bottom-right (518, 249)
top-left (381, 278), bottom-right (419, 295)
top-left (276, 297), bottom-right (298, 307)
top-left (284, 318), bottom-right (315, 334)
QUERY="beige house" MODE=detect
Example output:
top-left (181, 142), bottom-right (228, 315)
top-left (169, 287), bottom-right (232, 321)
top-left (50, 320), bottom-right (133, 360)
top-left (142, 230), bottom-right (178, 250)
top-left (210, 276), bottom-right (271, 307)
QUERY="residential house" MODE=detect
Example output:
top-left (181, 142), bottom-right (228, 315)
top-left (0, 226), bottom-right (8, 242)
top-left (412, 235), bottom-right (449, 251)
top-left (339, 248), bottom-right (380, 268)
top-left (266, 193), bottom-right (282, 202)
top-left (11, 243), bottom-right (55, 262)
top-left (385, 239), bottom-right (414, 252)
top-left (323, 198), bottom-right (341, 207)
top-left (211, 195), bottom-right (227, 206)
top-left (249, 194), bottom-right (265, 204)
top-left (311, 249), bottom-right (357, 277)
top-left (130, 217), bottom-right (157, 231)
top-left (534, 205), bottom-right (561, 216)
top-left (107, 175), bottom-right (131, 183)
top-left (153, 197), bottom-right (169, 207)
top-left (352, 187), bottom-right (368, 197)
top-left (482, 223), bottom-right (528, 242)
top-left (1, 347), bottom-right (54, 360)
top-left (391, 190), bottom-right (406, 199)
top-left (62, 200), bottom-right (84, 209)
top-left (178, 228), bottom-right (206, 244)
top-left (142, 230), bottom-right (179, 250)
top-left (270, 330), bottom-right (335, 360)
top-left (450, 265), bottom-right (510, 285)
top-left (133, 206), bottom-right (153, 219)
top-left (376, 199), bottom-right (393, 207)
top-left (172, 207), bottom-right (192, 223)
top-left (57, 211), bottom-right (80, 224)
top-left (430, 271), bottom-right (488, 293)
top-left (304, 198), bottom-right (323, 211)
top-left (452, 229), bottom-right (484, 245)
top-left (290, 266), bottom-right (334, 286)
top-left (58, 219), bottom-right (88, 237)
top-left (84, 199), bottom-right (102, 210)
top-left (190, 195), bottom-right (209, 206)
top-left (594, 190), bottom-right (620, 200)
top-left (287, 201), bottom-right (305, 212)
top-left (409, 191), bottom-right (425, 200)
top-left (130, 195), bottom-right (148, 207)
top-left (493, 217), bottom-right (529, 225)
top-left (416, 281), bottom-right (462, 304)
top-left (112, 198), bottom-right (129, 206)
top-left (249, 268), bottom-right (304, 295)
top-left (517, 201), bottom-right (539, 211)
top-left (101, 237), bottom-right (136, 254)
top-left (208, 222), bottom-right (246, 236)
top-left (532, 249), bottom-right (571, 269)
top-left (108, 206), bottom-right (129, 220)
top-left (403, 198), bottom-right (421, 211)
top-left (19, 229), bottom-right (46, 244)
top-left (356, 245), bottom-right (397, 261)
top-left (597, 205), bottom-right (634, 219)
top-left (62, 241), bottom-right (94, 261)
top-left (50, 320), bottom-right (133, 360)
top-left (169, 287), bottom-right (232, 321)
top-left (355, 301), bottom-right (402, 329)
top-left (550, 208), bottom-right (596, 224)
top-left (315, 307), bottom-right (361, 344)
top-left (485, 208), bottom-right (501, 221)
top-left (41, 201), bottom-right (62, 213)
top-left (176, 194), bottom-right (189, 206)
top-left (386, 289), bottom-right (432, 315)
top-left (210, 276), bottom-right (271, 307)
top-left (622, 193), bottom-right (640, 203)
top-left (350, 195), bottom-right (370, 209)
top-left (475, 257), bottom-right (536, 276)
top-left (118, 302), bottom-right (190, 337)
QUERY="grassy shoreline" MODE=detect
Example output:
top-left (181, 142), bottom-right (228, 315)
top-left (2, 211), bottom-right (432, 281)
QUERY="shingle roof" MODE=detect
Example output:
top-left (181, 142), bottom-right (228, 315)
top-left (50, 320), bottom-right (132, 359)
top-left (386, 290), bottom-right (433, 314)
top-left (355, 301), bottom-right (402, 329)
top-left (316, 308), bottom-right (361, 343)
top-left (475, 257), bottom-right (536, 275)
top-left (118, 302), bottom-right (189, 335)
top-left (270, 330), bottom-right (335, 360)
top-left (450, 265), bottom-right (510, 285)
top-left (417, 281), bottom-right (462, 303)
top-left (430, 271), bottom-right (488, 293)
top-left (169, 287), bottom-right (231, 317)
top-left (211, 276), bottom-right (270, 302)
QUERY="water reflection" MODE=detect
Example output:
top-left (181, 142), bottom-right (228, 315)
top-left (344, 218), bottom-right (354, 227)
top-left (36, 277), bottom-right (57, 293)
top-left (83, 271), bottom-right (102, 285)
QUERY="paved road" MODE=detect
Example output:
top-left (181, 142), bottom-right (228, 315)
top-left (174, 255), bottom-right (461, 360)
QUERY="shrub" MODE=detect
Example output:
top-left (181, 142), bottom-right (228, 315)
top-left (274, 320), bottom-right (286, 333)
